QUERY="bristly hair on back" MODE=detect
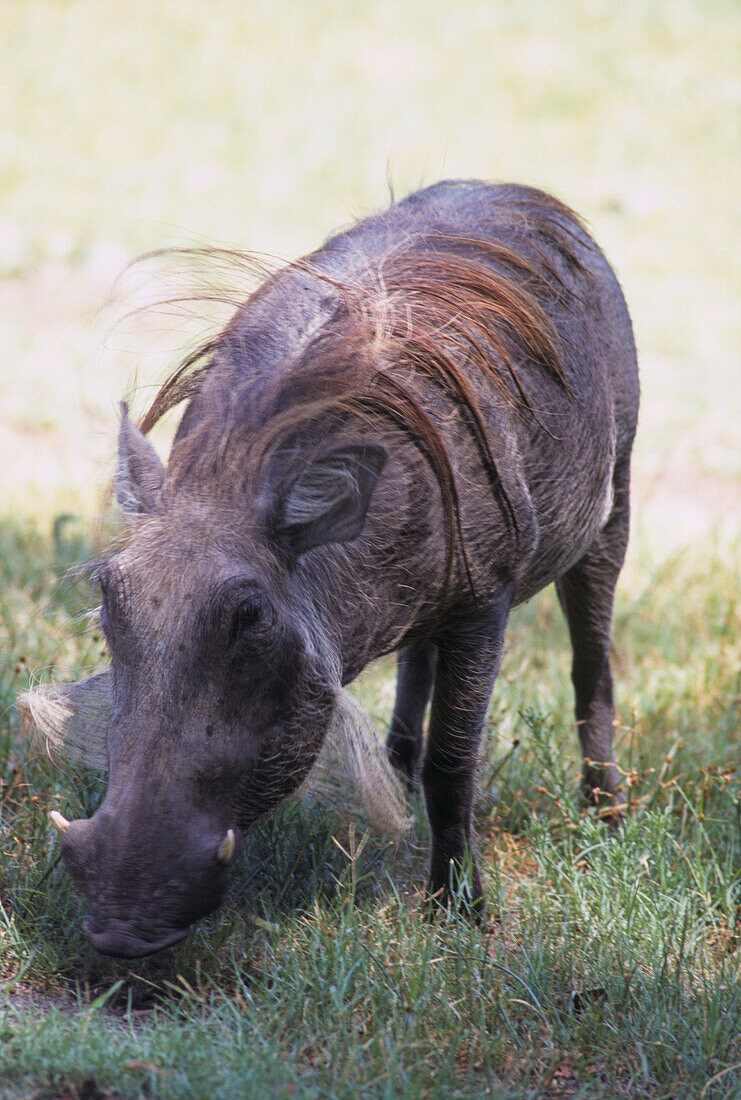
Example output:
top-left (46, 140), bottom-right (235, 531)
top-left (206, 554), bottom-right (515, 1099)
top-left (135, 189), bottom-right (594, 593)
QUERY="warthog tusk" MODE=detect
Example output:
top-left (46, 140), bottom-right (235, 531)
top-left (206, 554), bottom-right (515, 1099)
top-left (216, 828), bottom-right (235, 865)
top-left (49, 810), bottom-right (70, 836)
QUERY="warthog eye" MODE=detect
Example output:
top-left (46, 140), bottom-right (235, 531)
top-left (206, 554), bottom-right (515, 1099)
top-left (228, 595), bottom-right (263, 645)
top-left (91, 563), bottom-right (121, 637)
top-left (92, 566), bottom-right (110, 600)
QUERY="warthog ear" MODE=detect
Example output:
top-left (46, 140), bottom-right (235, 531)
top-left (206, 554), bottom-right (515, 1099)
top-left (116, 403), bottom-right (165, 515)
top-left (273, 442), bottom-right (387, 556)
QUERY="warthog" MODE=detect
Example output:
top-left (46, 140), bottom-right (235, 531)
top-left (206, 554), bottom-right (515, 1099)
top-left (24, 180), bottom-right (638, 957)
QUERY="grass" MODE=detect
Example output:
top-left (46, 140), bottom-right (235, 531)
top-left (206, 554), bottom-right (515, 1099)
top-left (0, 518), bottom-right (738, 1099)
top-left (1, 0), bottom-right (740, 1096)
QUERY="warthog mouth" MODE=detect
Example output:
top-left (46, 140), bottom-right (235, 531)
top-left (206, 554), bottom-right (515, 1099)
top-left (82, 916), bottom-right (191, 958)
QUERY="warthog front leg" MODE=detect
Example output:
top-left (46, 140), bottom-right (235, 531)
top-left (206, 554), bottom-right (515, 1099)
top-left (422, 599), bottom-right (510, 917)
top-left (556, 457), bottom-right (631, 816)
top-left (386, 642), bottom-right (437, 785)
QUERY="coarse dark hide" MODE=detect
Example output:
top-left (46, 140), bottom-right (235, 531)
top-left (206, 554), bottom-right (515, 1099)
top-left (36, 180), bottom-right (639, 956)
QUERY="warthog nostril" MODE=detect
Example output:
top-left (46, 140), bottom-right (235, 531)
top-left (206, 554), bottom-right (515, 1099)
top-left (216, 828), bottom-right (235, 864)
top-left (49, 810), bottom-right (71, 836)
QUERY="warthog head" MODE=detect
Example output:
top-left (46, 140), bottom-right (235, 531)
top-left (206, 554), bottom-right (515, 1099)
top-left (42, 408), bottom-right (390, 957)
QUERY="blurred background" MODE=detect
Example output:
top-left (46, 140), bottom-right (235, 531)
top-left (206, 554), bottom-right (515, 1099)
top-left (1, 0), bottom-right (739, 551)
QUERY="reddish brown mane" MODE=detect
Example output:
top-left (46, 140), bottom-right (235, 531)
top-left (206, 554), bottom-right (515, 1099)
top-left (138, 196), bottom-right (593, 590)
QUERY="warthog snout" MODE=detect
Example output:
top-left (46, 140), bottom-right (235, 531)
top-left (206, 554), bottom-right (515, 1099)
top-left (53, 802), bottom-right (236, 958)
